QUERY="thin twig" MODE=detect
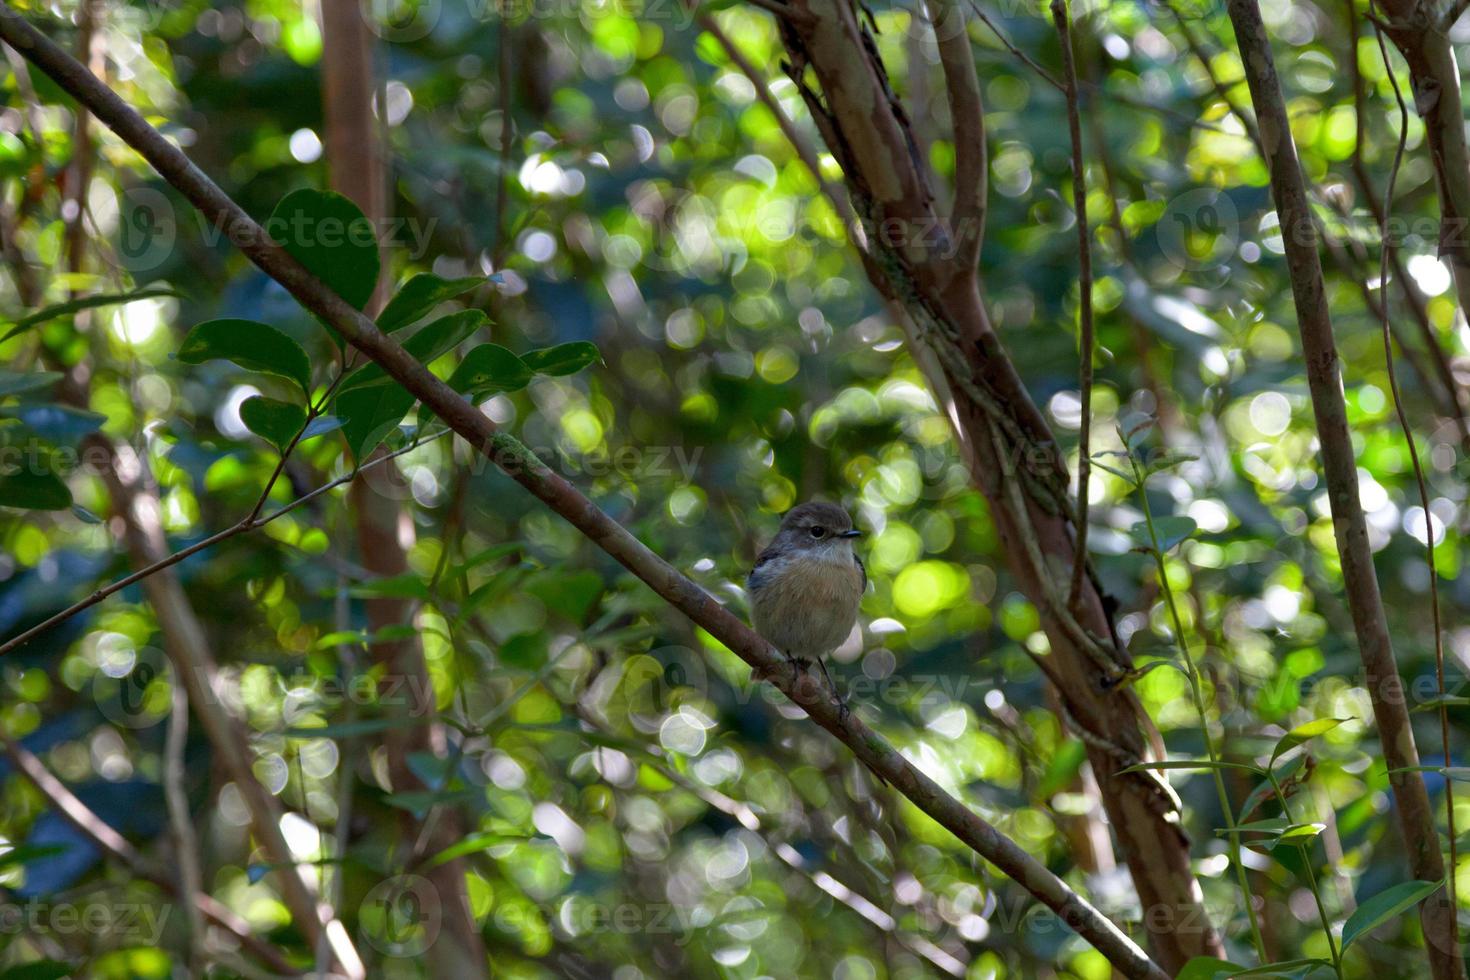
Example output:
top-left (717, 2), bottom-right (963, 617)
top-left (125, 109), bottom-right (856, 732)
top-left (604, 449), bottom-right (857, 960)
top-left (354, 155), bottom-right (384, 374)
top-left (493, 0), bottom-right (513, 268)
top-left (164, 674), bottom-right (206, 973)
top-left (926, 0), bottom-right (986, 266)
top-left (0, 430), bottom-right (444, 657)
top-left (0, 735), bottom-right (303, 975)
top-left (696, 10), bottom-right (859, 231)
top-left (966, 0), bottom-right (1062, 88)
top-left (1052, 0), bottom-right (1094, 612)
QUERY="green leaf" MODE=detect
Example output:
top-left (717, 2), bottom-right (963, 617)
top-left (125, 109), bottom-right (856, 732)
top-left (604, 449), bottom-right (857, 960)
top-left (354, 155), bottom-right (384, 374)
top-left (382, 787), bottom-right (481, 819)
top-left (0, 404), bottom-right (105, 442)
top-left (1120, 413), bottom-right (1156, 449)
top-left (285, 715), bottom-right (434, 740)
top-left (1222, 817), bottom-right (1290, 835)
top-left (1411, 694), bottom-right (1470, 712)
top-left (1276, 822), bottom-right (1326, 843)
top-left (0, 844), bottom-right (67, 872)
top-left (1131, 515), bottom-right (1197, 553)
top-left (499, 632), bottom-right (548, 669)
top-left (1237, 755), bottom-right (1306, 823)
top-left (1233, 959), bottom-right (1333, 978)
top-left (1176, 957), bottom-right (1248, 980)
top-left (1388, 765), bottom-right (1470, 781)
top-left (1145, 450), bottom-right (1200, 475)
top-left (377, 273), bottom-right (486, 332)
top-left (1225, 820), bottom-right (1325, 852)
top-left (1118, 759), bottom-right (1264, 775)
top-left (521, 340), bottom-right (601, 377)
top-left (301, 414), bottom-right (346, 440)
top-left (1037, 738), bottom-right (1088, 800)
top-left (456, 542), bottom-right (523, 574)
top-left (340, 310), bottom-right (486, 393)
top-left (0, 469), bottom-right (72, 510)
top-left (448, 343), bottom-right (533, 401)
top-left (1089, 459), bottom-right (1136, 483)
top-left (268, 188), bottom-right (380, 310)
top-left (1, 285), bottom-right (178, 342)
top-left (0, 370), bottom-right (62, 398)
top-left (336, 381), bottom-right (414, 462)
top-left (176, 318), bottom-right (312, 392)
top-left (424, 831), bottom-right (531, 870)
top-left (0, 961), bottom-right (74, 980)
top-left (314, 630), bottom-right (367, 648)
top-left (1270, 717), bottom-right (1346, 766)
top-left (349, 573), bottom-right (430, 600)
top-left (239, 396), bottom-right (306, 453)
top-left (1341, 878), bottom-right (1444, 951)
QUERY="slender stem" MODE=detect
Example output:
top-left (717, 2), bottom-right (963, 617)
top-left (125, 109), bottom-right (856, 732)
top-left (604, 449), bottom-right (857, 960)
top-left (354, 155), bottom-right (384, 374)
top-left (1130, 452), bottom-right (1267, 961)
top-left (0, 430), bottom-right (444, 657)
top-left (1269, 772), bottom-right (1344, 978)
top-left (1052, 0), bottom-right (1094, 611)
top-left (1369, 9), bottom-right (1459, 928)
top-left (1224, 2), bottom-right (1459, 973)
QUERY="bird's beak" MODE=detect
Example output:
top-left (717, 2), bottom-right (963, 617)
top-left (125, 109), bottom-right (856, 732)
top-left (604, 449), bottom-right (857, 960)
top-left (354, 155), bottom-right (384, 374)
top-left (839, 529), bottom-right (863, 539)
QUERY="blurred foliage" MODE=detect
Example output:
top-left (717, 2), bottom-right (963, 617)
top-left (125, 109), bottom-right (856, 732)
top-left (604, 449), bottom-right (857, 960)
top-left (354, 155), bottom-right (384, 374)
top-left (2, 0), bottom-right (1470, 977)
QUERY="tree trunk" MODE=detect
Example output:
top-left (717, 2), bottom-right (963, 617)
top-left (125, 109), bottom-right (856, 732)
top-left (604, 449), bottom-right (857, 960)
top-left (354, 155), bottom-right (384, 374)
top-left (768, 0), bottom-right (1220, 967)
top-left (1226, 3), bottom-right (1463, 975)
top-left (318, 0), bottom-right (489, 973)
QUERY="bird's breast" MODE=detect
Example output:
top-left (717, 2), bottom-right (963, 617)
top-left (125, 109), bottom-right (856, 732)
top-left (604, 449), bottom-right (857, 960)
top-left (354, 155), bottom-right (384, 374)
top-left (749, 552), bottom-right (863, 658)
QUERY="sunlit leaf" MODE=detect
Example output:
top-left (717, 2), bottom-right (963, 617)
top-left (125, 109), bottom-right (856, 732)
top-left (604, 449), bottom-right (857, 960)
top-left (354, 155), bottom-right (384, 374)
top-left (0, 285), bottom-right (178, 342)
top-left (424, 831), bottom-right (534, 869)
top-left (1270, 717), bottom-right (1347, 766)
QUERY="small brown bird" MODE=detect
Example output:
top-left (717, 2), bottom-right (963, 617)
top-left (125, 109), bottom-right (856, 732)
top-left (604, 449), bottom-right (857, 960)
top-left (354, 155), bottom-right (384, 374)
top-left (747, 502), bottom-right (866, 696)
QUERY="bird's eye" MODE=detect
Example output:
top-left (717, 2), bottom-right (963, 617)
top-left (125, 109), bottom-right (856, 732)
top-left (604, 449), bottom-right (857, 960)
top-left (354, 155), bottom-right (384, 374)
top-left (809, 526), bottom-right (826, 539)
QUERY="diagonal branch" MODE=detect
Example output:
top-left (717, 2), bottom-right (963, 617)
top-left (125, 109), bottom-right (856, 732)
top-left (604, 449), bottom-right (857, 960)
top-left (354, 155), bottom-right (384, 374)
top-left (0, 734), bottom-right (303, 976)
top-left (0, 8), bottom-right (1165, 977)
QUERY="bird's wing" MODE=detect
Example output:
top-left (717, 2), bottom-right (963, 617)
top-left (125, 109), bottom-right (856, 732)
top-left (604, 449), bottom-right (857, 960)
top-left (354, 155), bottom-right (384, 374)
top-left (747, 545), bottom-right (781, 591)
top-left (855, 551), bottom-right (867, 593)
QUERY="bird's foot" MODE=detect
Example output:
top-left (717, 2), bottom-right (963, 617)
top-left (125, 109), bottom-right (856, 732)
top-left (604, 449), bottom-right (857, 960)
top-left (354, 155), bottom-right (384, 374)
top-left (813, 658), bottom-right (851, 720)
